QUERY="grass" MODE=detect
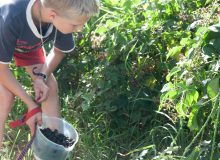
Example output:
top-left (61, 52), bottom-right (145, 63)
top-left (2, 91), bottom-right (218, 160)
top-left (2, 100), bottom-right (218, 160)
top-left (1, 103), bottom-right (157, 160)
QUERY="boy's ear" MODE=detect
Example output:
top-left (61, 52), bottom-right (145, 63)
top-left (48, 9), bottom-right (57, 20)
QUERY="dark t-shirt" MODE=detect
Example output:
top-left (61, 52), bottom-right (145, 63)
top-left (0, 0), bottom-right (75, 63)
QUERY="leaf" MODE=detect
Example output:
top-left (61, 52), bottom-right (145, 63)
top-left (81, 93), bottom-right (93, 101)
top-left (106, 20), bottom-right (118, 29)
top-left (193, 90), bottom-right (199, 102)
top-left (81, 102), bottom-right (90, 111)
top-left (106, 105), bottom-right (118, 112)
top-left (185, 92), bottom-right (194, 106)
top-left (187, 105), bottom-right (199, 131)
top-left (176, 102), bottom-right (185, 117)
top-left (187, 47), bottom-right (194, 59)
top-left (213, 38), bottom-right (220, 53)
top-left (161, 82), bottom-right (173, 93)
top-left (213, 60), bottom-right (220, 72)
top-left (166, 67), bottom-right (181, 81)
top-left (145, 75), bottom-right (157, 89)
top-left (205, 0), bottom-right (212, 5)
top-left (95, 26), bottom-right (108, 34)
top-left (166, 46), bottom-right (183, 59)
top-left (203, 31), bottom-right (220, 43)
top-left (123, 0), bottom-right (132, 11)
top-left (185, 90), bottom-right (198, 105)
top-left (195, 27), bottom-right (208, 37)
top-left (207, 78), bottom-right (219, 99)
top-left (168, 90), bottom-right (178, 99)
top-left (180, 38), bottom-right (190, 46)
top-left (209, 24), bottom-right (220, 32)
top-left (202, 44), bottom-right (216, 55)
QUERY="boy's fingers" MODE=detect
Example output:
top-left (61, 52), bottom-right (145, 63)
top-left (37, 91), bottom-right (48, 102)
top-left (37, 120), bottom-right (42, 126)
top-left (36, 92), bottom-right (42, 102)
top-left (29, 124), bottom-right (35, 136)
top-left (35, 89), bottom-right (40, 101)
top-left (37, 114), bottom-right (42, 126)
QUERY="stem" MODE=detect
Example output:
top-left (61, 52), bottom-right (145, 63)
top-left (210, 99), bottom-right (220, 160)
top-left (182, 92), bottom-right (220, 159)
top-left (9, 129), bottom-right (21, 158)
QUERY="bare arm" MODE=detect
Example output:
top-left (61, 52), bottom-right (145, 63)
top-left (40, 48), bottom-right (65, 77)
top-left (33, 48), bottom-right (65, 102)
top-left (0, 63), bottom-right (41, 134)
top-left (0, 63), bottom-right (38, 110)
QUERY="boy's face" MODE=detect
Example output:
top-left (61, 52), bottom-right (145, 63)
top-left (52, 14), bottom-right (89, 34)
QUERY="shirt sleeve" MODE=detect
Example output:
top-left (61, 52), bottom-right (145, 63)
top-left (54, 30), bottom-right (75, 53)
top-left (0, 16), bottom-right (18, 63)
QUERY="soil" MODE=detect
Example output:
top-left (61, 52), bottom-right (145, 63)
top-left (40, 128), bottom-right (75, 148)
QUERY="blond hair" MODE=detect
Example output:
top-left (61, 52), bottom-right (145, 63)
top-left (40, 0), bottom-right (100, 18)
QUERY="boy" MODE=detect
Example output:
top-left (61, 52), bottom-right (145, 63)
top-left (0, 0), bottom-right (99, 148)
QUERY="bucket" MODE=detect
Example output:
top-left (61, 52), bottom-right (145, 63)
top-left (32, 114), bottom-right (79, 160)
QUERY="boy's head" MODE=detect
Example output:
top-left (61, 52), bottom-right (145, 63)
top-left (40, 0), bottom-right (100, 33)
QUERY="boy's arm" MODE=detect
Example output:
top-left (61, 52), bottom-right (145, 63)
top-left (0, 63), bottom-right (42, 134)
top-left (33, 48), bottom-right (65, 102)
top-left (0, 63), bottom-right (38, 110)
top-left (41, 47), bottom-right (65, 76)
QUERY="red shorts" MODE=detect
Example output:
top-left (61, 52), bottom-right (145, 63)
top-left (14, 48), bottom-right (46, 67)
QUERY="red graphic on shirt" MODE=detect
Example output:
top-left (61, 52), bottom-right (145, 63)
top-left (15, 39), bottom-right (42, 53)
top-left (16, 39), bottom-right (28, 45)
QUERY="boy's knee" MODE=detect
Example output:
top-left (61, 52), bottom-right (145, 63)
top-left (0, 85), bottom-right (14, 101)
top-left (47, 75), bottom-right (58, 94)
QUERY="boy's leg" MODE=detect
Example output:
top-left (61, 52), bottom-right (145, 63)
top-left (0, 85), bottom-right (15, 148)
top-left (24, 64), bottom-right (60, 117)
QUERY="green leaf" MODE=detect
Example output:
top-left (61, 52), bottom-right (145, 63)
top-left (95, 26), bottom-right (108, 34)
top-left (203, 31), bottom-right (220, 43)
top-left (81, 93), bottom-right (93, 101)
top-left (123, 0), bottom-right (132, 11)
top-left (202, 44), bottom-right (216, 55)
top-left (207, 78), bottom-right (219, 99)
top-left (187, 105), bottom-right (199, 131)
top-left (176, 102), bottom-right (185, 117)
top-left (195, 27), bottom-right (208, 37)
top-left (168, 90), bottom-right (178, 99)
top-left (188, 113), bottom-right (199, 131)
top-left (213, 38), bottom-right (220, 53)
top-left (205, 0), bottom-right (212, 5)
top-left (185, 92), bottom-right (194, 106)
top-left (209, 24), bottom-right (220, 32)
top-left (185, 90), bottom-right (198, 104)
top-left (81, 102), bottom-right (90, 111)
top-left (145, 75), bottom-right (157, 89)
top-left (106, 105), bottom-right (118, 112)
top-left (180, 38), bottom-right (190, 46)
top-left (187, 47), bottom-right (194, 59)
top-left (166, 67), bottom-right (181, 81)
top-left (161, 82), bottom-right (173, 93)
top-left (193, 90), bottom-right (199, 102)
top-left (106, 20), bottom-right (118, 29)
top-left (166, 46), bottom-right (183, 59)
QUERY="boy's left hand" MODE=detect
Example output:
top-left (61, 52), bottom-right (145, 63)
top-left (33, 78), bottom-right (49, 102)
top-left (26, 111), bottom-right (42, 135)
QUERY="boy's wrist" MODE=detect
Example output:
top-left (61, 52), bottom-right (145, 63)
top-left (36, 73), bottom-right (47, 82)
top-left (32, 67), bottom-right (48, 82)
top-left (27, 102), bottom-right (39, 110)
top-left (35, 75), bottom-right (47, 83)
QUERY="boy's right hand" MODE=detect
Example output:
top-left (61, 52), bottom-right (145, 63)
top-left (34, 78), bottom-right (49, 102)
